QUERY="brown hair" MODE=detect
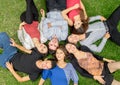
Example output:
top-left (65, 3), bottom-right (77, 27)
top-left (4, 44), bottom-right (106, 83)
top-left (55, 45), bottom-right (68, 61)
top-left (72, 9), bottom-right (89, 34)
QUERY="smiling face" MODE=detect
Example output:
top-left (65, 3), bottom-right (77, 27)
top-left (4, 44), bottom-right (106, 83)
top-left (68, 34), bottom-right (80, 44)
top-left (65, 43), bottom-right (77, 53)
top-left (56, 48), bottom-right (65, 61)
top-left (41, 60), bottom-right (52, 69)
top-left (38, 43), bottom-right (48, 54)
top-left (48, 38), bottom-right (59, 51)
top-left (74, 19), bottom-right (82, 29)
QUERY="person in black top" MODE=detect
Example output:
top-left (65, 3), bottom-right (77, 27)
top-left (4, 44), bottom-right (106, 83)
top-left (65, 43), bottom-right (120, 85)
top-left (0, 32), bottom-right (56, 82)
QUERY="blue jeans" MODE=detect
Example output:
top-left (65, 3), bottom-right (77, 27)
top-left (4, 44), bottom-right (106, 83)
top-left (0, 32), bottom-right (17, 68)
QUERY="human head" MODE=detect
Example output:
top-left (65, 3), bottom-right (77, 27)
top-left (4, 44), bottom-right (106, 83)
top-left (55, 46), bottom-right (68, 61)
top-left (48, 37), bottom-right (59, 51)
top-left (38, 43), bottom-right (48, 54)
top-left (74, 19), bottom-right (83, 29)
top-left (68, 34), bottom-right (80, 44)
top-left (73, 9), bottom-right (89, 34)
top-left (40, 59), bottom-right (56, 69)
top-left (65, 43), bottom-right (77, 54)
top-left (68, 33), bottom-right (86, 44)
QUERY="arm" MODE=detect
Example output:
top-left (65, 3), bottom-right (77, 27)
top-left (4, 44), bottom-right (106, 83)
top-left (89, 15), bottom-right (103, 23)
top-left (69, 63), bottom-right (78, 85)
top-left (62, 4), bottom-right (80, 26)
top-left (103, 58), bottom-right (115, 63)
top-left (17, 28), bottom-right (35, 50)
top-left (42, 19), bottom-right (55, 40)
top-left (10, 38), bottom-right (32, 54)
top-left (79, 1), bottom-right (87, 19)
top-left (38, 78), bottom-right (45, 85)
top-left (51, 20), bottom-right (68, 26)
top-left (6, 62), bottom-right (30, 82)
top-left (93, 76), bottom-right (105, 84)
top-left (53, 21), bottom-right (68, 41)
top-left (19, 22), bottom-right (26, 30)
top-left (80, 31), bottom-right (108, 53)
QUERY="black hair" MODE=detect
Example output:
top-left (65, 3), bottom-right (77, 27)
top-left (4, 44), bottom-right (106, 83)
top-left (47, 58), bottom-right (57, 69)
top-left (48, 49), bottom-right (56, 55)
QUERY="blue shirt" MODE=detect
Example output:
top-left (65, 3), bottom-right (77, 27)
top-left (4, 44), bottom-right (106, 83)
top-left (0, 32), bottom-right (17, 68)
top-left (41, 11), bottom-right (68, 41)
top-left (42, 63), bottom-right (78, 85)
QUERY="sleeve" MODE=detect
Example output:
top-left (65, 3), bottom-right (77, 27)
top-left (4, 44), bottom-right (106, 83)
top-left (54, 20), bottom-right (68, 41)
top-left (80, 31), bottom-right (107, 53)
top-left (38, 17), bottom-right (48, 43)
top-left (80, 46), bottom-right (104, 61)
top-left (17, 29), bottom-right (35, 49)
top-left (69, 63), bottom-right (78, 84)
top-left (89, 15), bottom-right (102, 23)
top-left (42, 70), bottom-right (51, 80)
top-left (81, 38), bottom-right (107, 53)
top-left (17, 29), bottom-right (25, 43)
top-left (69, 54), bottom-right (93, 78)
top-left (29, 73), bottom-right (40, 81)
top-left (51, 20), bottom-right (67, 26)
top-left (42, 19), bottom-right (55, 40)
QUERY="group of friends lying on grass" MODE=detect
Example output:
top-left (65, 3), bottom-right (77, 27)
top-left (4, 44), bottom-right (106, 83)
top-left (0, 0), bottom-right (120, 85)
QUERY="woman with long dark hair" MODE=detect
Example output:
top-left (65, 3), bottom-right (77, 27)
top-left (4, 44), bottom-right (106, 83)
top-left (68, 5), bottom-right (120, 53)
top-left (62, 1), bottom-right (88, 34)
top-left (66, 43), bottom-right (120, 85)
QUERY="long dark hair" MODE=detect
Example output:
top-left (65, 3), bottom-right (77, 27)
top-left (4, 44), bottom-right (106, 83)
top-left (72, 9), bottom-right (89, 34)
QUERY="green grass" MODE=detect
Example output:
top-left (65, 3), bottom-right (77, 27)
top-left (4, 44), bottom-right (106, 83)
top-left (0, 0), bottom-right (120, 85)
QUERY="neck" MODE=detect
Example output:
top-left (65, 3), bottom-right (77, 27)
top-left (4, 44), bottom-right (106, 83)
top-left (57, 60), bottom-right (67, 68)
top-left (74, 15), bottom-right (80, 20)
top-left (79, 34), bottom-right (86, 40)
top-left (73, 49), bottom-right (82, 59)
top-left (57, 60), bottom-right (65, 64)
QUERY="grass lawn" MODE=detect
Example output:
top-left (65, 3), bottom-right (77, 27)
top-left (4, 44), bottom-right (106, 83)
top-left (0, 0), bottom-right (120, 85)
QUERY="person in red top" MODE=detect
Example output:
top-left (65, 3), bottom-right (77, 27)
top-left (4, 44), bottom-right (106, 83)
top-left (62, 0), bottom-right (88, 34)
top-left (19, 0), bottom-right (48, 54)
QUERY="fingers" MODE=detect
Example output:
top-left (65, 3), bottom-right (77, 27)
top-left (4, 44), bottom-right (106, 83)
top-left (6, 62), bottom-right (10, 68)
top-left (40, 9), bottom-right (44, 14)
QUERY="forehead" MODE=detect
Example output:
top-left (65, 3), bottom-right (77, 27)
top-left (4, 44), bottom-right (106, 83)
top-left (56, 49), bottom-right (63, 52)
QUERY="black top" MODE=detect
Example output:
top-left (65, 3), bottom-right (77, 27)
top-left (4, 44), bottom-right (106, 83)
top-left (69, 46), bottom-right (104, 78)
top-left (10, 48), bottom-right (43, 81)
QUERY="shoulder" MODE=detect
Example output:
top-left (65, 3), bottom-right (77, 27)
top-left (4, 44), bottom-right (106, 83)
top-left (67, 63), bottom-right (74, 68)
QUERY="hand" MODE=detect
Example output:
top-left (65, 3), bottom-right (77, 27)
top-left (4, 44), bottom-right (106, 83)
top-left (104, 32), bottom-right (110, 39)
top-left (40, 9), bottom-right (45, 17)
top-left (73, 4), bottom-right (80, 9)
top-left (10, 38), bottom-right (17, 47)
top-left (47, 23), bottom-right (52, 28)
top-left (6, 62), bottom-right (14, 71)
top-left (101, 16), bottom-right (106, 21)
top-left (103, 58), bottom-right (116, 63)
top-left (19, 22), bottom-right (26, 30)
top-left (94, 76), bottom-right (105, 84)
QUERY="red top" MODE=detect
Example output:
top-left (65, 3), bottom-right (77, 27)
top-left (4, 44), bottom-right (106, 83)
top-left (67, 0), bottom-right (81, 22)
top-left (24, 21), bottom-right (40, 41)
